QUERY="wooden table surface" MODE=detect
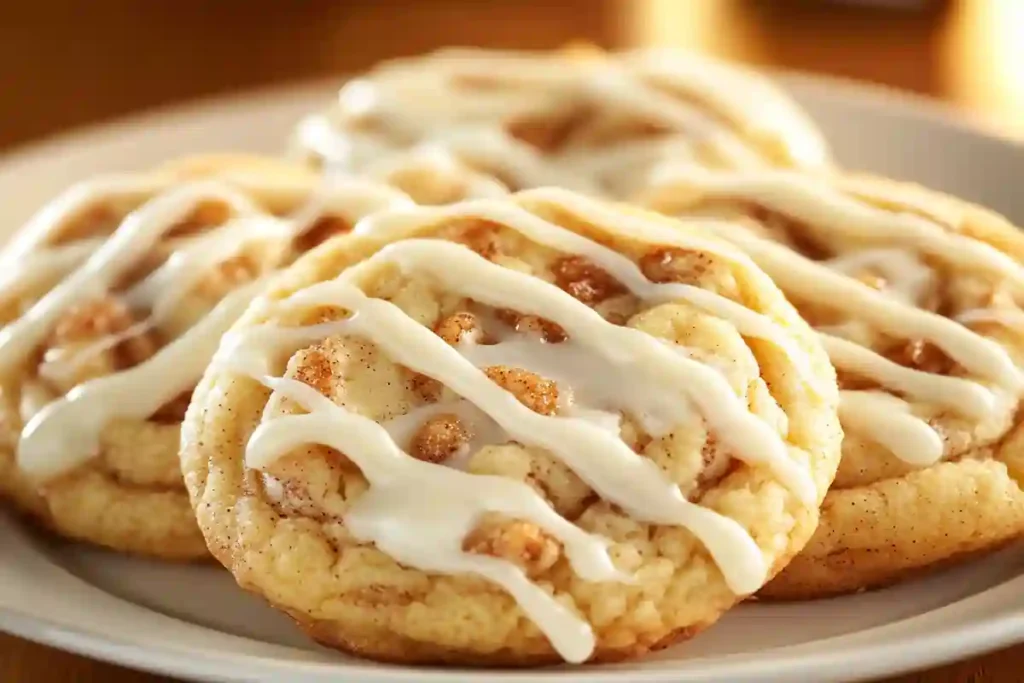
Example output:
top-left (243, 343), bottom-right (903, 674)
top-left (1, 0), bottom-right (1022, 680)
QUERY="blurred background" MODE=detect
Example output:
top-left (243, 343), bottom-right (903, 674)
top-left (1, 0), bottom-right (1022, 152)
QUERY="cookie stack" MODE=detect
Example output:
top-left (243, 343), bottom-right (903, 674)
top-left (1, 47), bottom-right (1021, 666)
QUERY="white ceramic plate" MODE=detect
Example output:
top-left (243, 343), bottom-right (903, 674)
top-left (1, 76), bottom-right (1023, 683)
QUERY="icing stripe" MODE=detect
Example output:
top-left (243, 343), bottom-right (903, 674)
top-left (0, 176), bottom-right (164, 268)
top-left (250, 375), bottom-right (622, 664)
top-left (225, 281), bottom-right (770, 596)
top-left (415, 127), bottom-right (601, 195)
top-left (958, 308), bottom-right (1024, 331)
top-left (297, 48), bottom-right (830, 199)
top-left (644, 168), bottom-right (1024, 466)
top-left (838, 391), bottom-right (944, 466)
top-left (19, 280), bottom-right (264, 481)
top-left (125, 217), bottom-right (291, 319)
top-left (0, 239), bottom-right (106, 305)
top-left (343, 239), bottom-right (814, 503)
top-left (210, 192), bottom-right (822, 662)
top-left (621, 49), bottom-right (829, 167)
top-left (653, 168), bottom-right (1024, 293)
top-left (10, 174), bottom-right (417, 482)
top-left (821, 334), bottom-right (994, 420)
top-left (359, 147), bottom-right (510, 200)
top-left (722, 227), bottom-right (1022, 390)
top-left (0, 181), bottom-right (259, 378)
top-left (353, 190), bottom-right (823, 392)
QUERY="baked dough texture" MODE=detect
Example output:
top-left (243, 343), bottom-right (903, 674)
top-left (292, 46), bottom-right (831, 200)
top-left (640, 168), bottom-right (1024, 598)
top-left (0, 154), bottom-right (409, 559)
top-left (182, 188), bottom-right (841, 663)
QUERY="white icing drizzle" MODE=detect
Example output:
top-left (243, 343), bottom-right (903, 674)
top-left (359, 146), bottom-right (510, 201)
top-left (645, 168), bottom-right (1024, 465)
top-left (380, 399), bottom-right (506, 467)
top-left (353, 189), bottom-right (822, 392)
top-left (385, 240), bottom-right (812, 500)
top-left (294, 48), bottom-right (830, 198)
top-left (958, 307), bottom-right (1024, 332)
top-left (579, 64), bottom-right (765, 169)
top-left (0, 182), bottom-right (261, 379)
top-left (288, 176), bottom-right (416, 232)
top-left (825, 248), bottom-right (936, 307)
top-left (838, 391), bottom-right (944, 467)
top-left (250, 375), bottom-right (622, 664)
top-left (211, 195), bottom-right (824, 661)
top-left (5, 172), bottom-right (415, 482)
top-left (825, 334), bottom-right (992, 467)
top-left (820, 334), bottom-right (993, 420)
top-left (556, 135), bottom-right (754, 200)
top-left (620, 49), bottom-right (829, 169)
top-left (0, 176), bottom-right (165, 268)
top-left (124, 217), bottom-right (291, 320)
top-left (721, 227), bottom-right (1021, 389)
top-left (221, 282), bottom-right (765, 657)
top-left (410, 127), bottom-right (601, 196)
top-left (18, 281), bottom-right (264, 481)
top-left (260, 244), bottom-right (812, 505)
top-left (0, 238), bottom-right (105, 305)
top-left (458, 339), bottom-right (675, 434)
top-left (653, 167), bottom-right (1024, 294)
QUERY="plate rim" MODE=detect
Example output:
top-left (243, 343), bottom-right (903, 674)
top-left (0, 69), bottom-right (1023, 683)
top-left (1, 539), bottom-right (1022, 683)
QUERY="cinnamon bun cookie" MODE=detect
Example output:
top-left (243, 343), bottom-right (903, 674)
top-left (182, 189), bottom-right (841, 663)
top-left (641, 168), bottom-right (1024, 597)
top-left (0, 154), bottom-right (414, 559)
top-left (293, 47), bottom-right (830, 199)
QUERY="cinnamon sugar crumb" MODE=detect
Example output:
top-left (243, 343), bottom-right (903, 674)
top-left (167, 200), bottom-right (232, 238)
top-left (48, 296), bottom-right (156, 369)
top-left (484, 366), bottom-right (558, 415)
top-left (639, 247), bottom-right (711, 284)
top-left (51, 297), bottom-right (135, 345)
top-left (463, 517), bottom-right (560, 577)
top-left (507, 109), bottom-right (587, 152)
top-left (459, 221), bottom-right (501, 260)
top-left (888, 339), bottom-right (955, 375)
top-left (410, 413), bottom-right (471, 463)
top-left (435, 312), bottom-right (485, 346)
top-left (289, 338), bottom-right (347, 400)
top-left (495, 308), bottom-right (567, 343)
top-left (854, 271), bottom-right (887, 291)
top-left (295, 216), bottom-right (352, 252)
top-left (835, 369), bottom-right (880, 392)
top-left (409, 371), bottom-right (443, 404)
top-left (552, 255), bottom-right (625, 306)
top-left (57, 204), bottom-right (119, 242)
top-left (194, 253), bottom-right (261, 299)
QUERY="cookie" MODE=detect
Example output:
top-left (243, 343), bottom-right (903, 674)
top-left (640, 167), bottom-right (1024, 597)
top-left (292, 47), bottom-right (830, 199)
top-left (182, 188), bottom-right (841, 663)
top-left (0, 154), bottom-right (414, 558)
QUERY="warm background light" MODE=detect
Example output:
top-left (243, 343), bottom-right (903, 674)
top-left (941, 0), bottom-right (1024, 138)
top-left (2, 1), bottom-right (1023, 149)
